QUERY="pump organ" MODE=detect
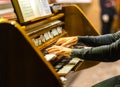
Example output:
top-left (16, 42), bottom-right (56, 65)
top-left (24, 11), bottom-right (85, 76)
top-left (0, 3), bottom-right (100, 87)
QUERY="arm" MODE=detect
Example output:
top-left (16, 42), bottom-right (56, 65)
top-left (78, 31), bottom-right (120, 46)
top-left (47, 31), bottom-right (120, 62)
top-left (71, 38), bottom-right (120, 62)
top-left (46, 38), bottom-right (120, 62)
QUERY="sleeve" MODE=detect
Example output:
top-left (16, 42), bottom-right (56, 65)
top-left (71, 38), bottom-right (120, 62)
top-left (77, 31), bottom-right (120, 47)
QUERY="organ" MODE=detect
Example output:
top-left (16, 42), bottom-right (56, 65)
top-left (0, 1), bottom-right (100, 87)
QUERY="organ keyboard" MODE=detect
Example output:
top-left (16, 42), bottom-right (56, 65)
top-left (23, 12), bottom-right (84, 76)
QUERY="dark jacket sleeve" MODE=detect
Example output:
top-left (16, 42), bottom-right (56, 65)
top-left (71, 31), bottom-right (120, 62)
top-left (71, 39), bottom-right (120, 62)
top-left (78, 31), bottom-right (120, 47)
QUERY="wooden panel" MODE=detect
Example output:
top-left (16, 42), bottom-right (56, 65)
top-left (63, 4), bottom-right (100, 36)
top-left (0, 21), bottom-right (62, 87)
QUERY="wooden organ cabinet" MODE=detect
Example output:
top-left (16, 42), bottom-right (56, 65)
top-left (0, 4), bottom-right (100, 87)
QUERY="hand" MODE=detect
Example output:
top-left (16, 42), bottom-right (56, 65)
top-left (55, 36), bottom-right (78, 47)
top-left (46, 45), bottom-right (72, 58)
top-left (102, 14), bottom-right (109, 23)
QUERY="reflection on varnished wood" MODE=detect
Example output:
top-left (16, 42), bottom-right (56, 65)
top-left (63, 4), bottom-right (100, 36)
top-left (77, 60), bottom-right (100, 70)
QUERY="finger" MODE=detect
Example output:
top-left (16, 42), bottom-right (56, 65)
top-left (47, 48), bottom-right (58, 53)
top-left (46, 45), bottom-right (57, 51)
top-left (55, 39), bottom-right (65, 45)
top-left (61, 40), bottom-right (77, 47)
top-left (48, 50), bottom-right (63, 56)
top-left (46, 47), bottom-right (54, 51)
top-left (46, 46), bottom-right (61, 53)
top-left (55, 37), bottom-right (69, 45)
